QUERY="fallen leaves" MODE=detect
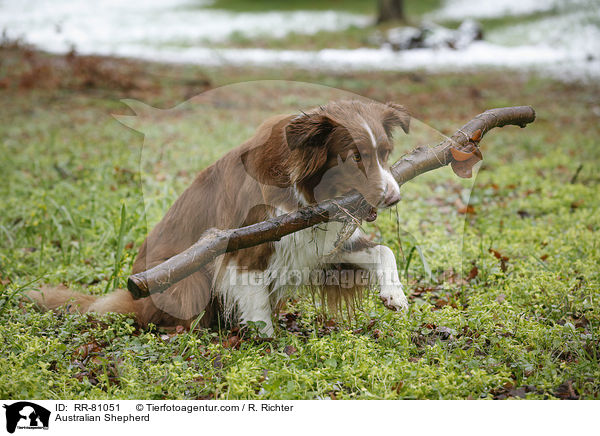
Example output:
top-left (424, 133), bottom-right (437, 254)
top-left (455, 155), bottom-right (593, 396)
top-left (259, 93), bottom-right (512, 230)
top-left (277, 311), bottom-right (310, 337)
top-left (411, 323), bottom-right (456, 347)
top-left (490, 380), bottom-right (554, 399)
top-left (392, 381), bottom-right (404, 394)
top-left (489, 248), bottom-right (509, 273)
top-left (283, 345), bottom-right (297, 356)
top-left (318, 318), bottom-right (340, 337)
top-left (408, 283), bottom-right (459, 310)
top-left (71, 339), bottom-right (121, 388)
top-left (220, 326), bottom-right (264, 350)
top-left (227, 335), bottom-right (241, 349)
top-left (455, 198), bottom-right (476, 215)
top-left (467, 265), bottom-right (479, 281)
top-left (74, 341), bottom-right (102, 360)
top-left (439, 267), bottom-right (468, 286)
top-left (570, 199), bottom-right (584, 210)
top-left (554, 380), bottom-right (580, 400)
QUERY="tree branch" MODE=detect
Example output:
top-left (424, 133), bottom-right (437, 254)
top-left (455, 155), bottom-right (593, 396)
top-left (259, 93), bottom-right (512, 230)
top-left (127, 106), bottom-right (535, 299)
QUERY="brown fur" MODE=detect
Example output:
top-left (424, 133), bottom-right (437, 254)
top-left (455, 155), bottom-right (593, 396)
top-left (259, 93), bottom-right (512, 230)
top-left (27, 100), bottom-right (410, 331)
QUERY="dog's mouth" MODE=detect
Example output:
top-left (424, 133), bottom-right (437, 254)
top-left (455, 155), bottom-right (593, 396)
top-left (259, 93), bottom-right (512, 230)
top-left (365, 206), bottom-right (378, 222)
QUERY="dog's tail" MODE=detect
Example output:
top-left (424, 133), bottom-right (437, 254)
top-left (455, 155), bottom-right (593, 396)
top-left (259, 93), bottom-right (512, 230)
top-left (26, 284), bottom-right (137, 318)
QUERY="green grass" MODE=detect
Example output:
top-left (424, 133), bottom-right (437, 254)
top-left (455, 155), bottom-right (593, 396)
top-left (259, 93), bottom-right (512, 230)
top-left (0, 47), bottom-right (599, 399)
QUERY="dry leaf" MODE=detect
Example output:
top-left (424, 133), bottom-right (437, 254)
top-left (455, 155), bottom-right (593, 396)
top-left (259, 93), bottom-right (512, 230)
top-left (283, 345), bottom-right (297, 356)
top-left (571, 199), bottom-right (584, 210)
top-left (470, 129), bottom-right (482, 142)
top-left (489, 248), bottom-right (509, 272)
top-left (554, 380), bottom-right (579, 400)
top-left (451, 147), bottom-right (477, 161)
top-left (455, 199), bottom-right (476, 214)
top-left (467, 265), bottom-right (479, 281)
top-left (227, 335), bottom-right (241, 349)
top-left (450, 142), bottom-right (483, 178)
top-left (489, 248), bottom-right (509, 261)
top-left (393, 381), bottom-right (404, 394)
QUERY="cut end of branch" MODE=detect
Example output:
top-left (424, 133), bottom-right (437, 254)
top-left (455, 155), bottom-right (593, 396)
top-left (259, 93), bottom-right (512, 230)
top-left (127, 275), bottom-right (147, 299)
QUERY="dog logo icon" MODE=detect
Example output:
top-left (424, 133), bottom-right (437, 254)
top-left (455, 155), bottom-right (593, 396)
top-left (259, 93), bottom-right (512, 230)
top-left (2, 402), bottom-right (50, 433)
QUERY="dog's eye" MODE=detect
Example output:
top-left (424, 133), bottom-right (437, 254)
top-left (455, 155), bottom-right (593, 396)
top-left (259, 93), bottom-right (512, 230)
top-left (352, 152), bottom-right (362, 162)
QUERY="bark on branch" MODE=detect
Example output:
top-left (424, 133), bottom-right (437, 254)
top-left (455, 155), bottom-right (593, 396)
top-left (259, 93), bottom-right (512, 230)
top-left (127, 106), bottom-right (535, 299)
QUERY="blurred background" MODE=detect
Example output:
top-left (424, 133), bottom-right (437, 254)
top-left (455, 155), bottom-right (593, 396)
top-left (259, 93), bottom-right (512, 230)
top-left (2, 0), bottom-right (599, 82)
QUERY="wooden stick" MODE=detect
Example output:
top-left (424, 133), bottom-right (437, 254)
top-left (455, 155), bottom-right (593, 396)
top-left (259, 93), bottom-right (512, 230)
top-left (127, 106), bottom-right (536, 299)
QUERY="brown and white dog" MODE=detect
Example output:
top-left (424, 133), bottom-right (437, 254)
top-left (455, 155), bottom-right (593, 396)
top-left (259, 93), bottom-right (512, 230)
top-left (29, 100), bottom-right (410, 336)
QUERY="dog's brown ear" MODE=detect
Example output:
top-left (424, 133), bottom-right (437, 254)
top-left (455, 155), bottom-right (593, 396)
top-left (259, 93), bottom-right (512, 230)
top-left (285, 113), bottom-right (337, 149)
top-left (382, 102), bottom-right (411, 136)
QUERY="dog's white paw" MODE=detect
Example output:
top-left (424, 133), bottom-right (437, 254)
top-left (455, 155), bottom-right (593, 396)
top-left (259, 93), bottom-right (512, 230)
top-left (379, 285), bottom-right (408, 312)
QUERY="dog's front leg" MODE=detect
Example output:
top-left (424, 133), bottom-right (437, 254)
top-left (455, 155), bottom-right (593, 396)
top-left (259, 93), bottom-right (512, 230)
top-left (218, 264), bottom-right (275, 336)
top-left (236, 283), bottom-right (275, 337)
top-left (338, 245), bottom-right (408, 312)
top-left (227, 270), bottom-right (275, 336)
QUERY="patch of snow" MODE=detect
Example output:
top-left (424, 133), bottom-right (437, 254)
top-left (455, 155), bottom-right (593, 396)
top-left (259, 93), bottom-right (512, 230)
top-left (488, 8), bottom-right (600, 81)
top-left (430, 0), bottom-right (590, 20)
top-left (0, 0), bottom-right (370, 52)
top-left (490, 9), bottom-right (599, 51)
top-left (65, 39), bottom-right (597, 83)
top-left (0, 0), bottom-right (598, 83)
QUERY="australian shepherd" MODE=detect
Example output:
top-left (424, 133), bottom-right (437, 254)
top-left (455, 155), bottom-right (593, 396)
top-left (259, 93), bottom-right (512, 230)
top-left (29, 100), bottom-right (410, 336)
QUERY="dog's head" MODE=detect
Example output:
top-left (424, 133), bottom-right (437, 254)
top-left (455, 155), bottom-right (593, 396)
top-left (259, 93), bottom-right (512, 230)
top-left (285, 100), bottom-right (410, 210)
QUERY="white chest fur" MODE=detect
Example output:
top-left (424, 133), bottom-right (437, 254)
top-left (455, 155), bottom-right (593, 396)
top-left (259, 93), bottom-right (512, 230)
top-left (213, 220), bottom-right (356, 335)
top-left (267, 220), bottom-right (357, 296)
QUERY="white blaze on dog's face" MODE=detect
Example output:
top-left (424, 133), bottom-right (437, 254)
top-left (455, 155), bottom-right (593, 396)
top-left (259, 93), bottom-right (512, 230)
top-left (285, 101), bottom-right (410, 209)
